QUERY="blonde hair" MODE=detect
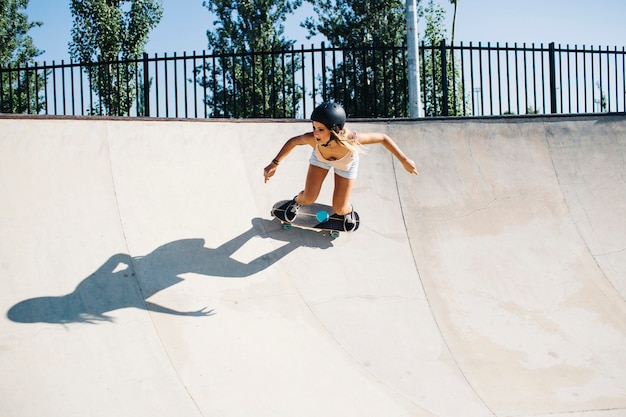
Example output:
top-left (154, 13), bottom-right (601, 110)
top-left (331, 127), bottom-right (366, 154)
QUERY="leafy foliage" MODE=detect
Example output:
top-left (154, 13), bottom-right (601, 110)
top-left (199, 0), bottom-right (303, 117)
top-left (302, 0), bottom-right (405, 47)
top-left (302, 0), bottom-right (408, 117)
top-left (69, 0), bottom-right (162, 115)
top-left (0, 0), bottom-right (46, 113)
top-left (421, 0), bottom-right (467, 116)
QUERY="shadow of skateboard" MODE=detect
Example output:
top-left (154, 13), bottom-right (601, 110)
top-left (271, 200), bottom-right (360, 239)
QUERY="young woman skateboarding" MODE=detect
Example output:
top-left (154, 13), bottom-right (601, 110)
top-left (263, 102), bottom-right (419, 231)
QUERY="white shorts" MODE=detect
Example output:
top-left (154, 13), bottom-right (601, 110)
top-left (309, 150), bottom-right (359, 179)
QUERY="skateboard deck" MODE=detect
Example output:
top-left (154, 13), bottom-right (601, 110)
top-left (271, 200), bottom-right (360, 238)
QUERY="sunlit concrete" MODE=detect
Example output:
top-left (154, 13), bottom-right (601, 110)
top-left (1, 114), bottom-right (625, 417)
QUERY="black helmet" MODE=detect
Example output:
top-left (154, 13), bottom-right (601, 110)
top-left (311, 102), bottom-right (346, 132)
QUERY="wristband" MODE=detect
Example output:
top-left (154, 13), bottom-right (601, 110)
top-left (272, 159), bottom-right (280, 165)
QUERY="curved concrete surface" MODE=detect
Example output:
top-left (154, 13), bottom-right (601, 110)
top-left (1, 114), bottom-right (625, 417)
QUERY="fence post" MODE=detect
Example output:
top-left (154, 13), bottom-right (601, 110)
top-left (548, 42), bottom-right (557, 114)
top-left (320, 42), bottom-right (327, 101)
top-left (143, 53), bottom-right (150, 117)
top-left (440, 40), bottom-right (449, 116)
top-left (406, 0), bottom-right (423, 117)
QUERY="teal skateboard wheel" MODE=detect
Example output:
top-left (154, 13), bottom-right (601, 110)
top-left (316, 210), bottom-right (330, 222)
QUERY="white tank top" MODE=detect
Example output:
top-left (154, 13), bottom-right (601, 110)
top-left (313, 131), bottom-right (358, 171)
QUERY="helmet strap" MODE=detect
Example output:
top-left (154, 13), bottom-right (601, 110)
top-left (321, 129), bottom-right (340, 147)
top-left (321, 136), bottom-right (335, 147)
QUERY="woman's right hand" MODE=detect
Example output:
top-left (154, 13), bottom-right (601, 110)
top-left (263, 162), bottom-right (277, 183)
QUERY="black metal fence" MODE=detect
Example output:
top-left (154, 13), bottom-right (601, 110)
top-left (1, 41), bottom-right (624, 118)
top-left (432, 41), bottom-right (626, 116)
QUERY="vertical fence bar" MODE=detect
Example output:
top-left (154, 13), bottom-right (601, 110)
top-left (342, 45), bottom-right (349, 112)
top-left (192, 52), bottom-right (198, 118)
top-left (566, 45), bottom-right (572, 113)
top-left (574, 45), bottom-right (580, 113)
top-left (330, 46), bottom-right (337, 106)
top-left (591, 46), bottom-right (597, 112)
top-left (468, 42), bottom-right (476, 115)
top-left (549, 42), bottom-right (557, 113)
top-left (522, 44), bottom-right (528, 114)
top-left (232, 52), bottom-right (238, 118)
top-left (487, 43), bottom-right (494, 115)
top-left (577, 45), bottom-right (587, 113)
top-left (70, 61), bottom-right (76, 115)
top-left (558, 45), bottom-right (563, 112)
top-left (460, 42), bottom-right (467, 115)
top-left (428, 45), bottom-right (435, 115)
top-left (7, 66), bottom-right (14, 112)
top-left (24, 63), bottom-right (30, 113)
top-left (600, 46), bottom-right (606, 111)
top-left (183, 52), bottom-right (188, 118)
top-left (33, 63), bottom-right (40, 114)
top-left (613, 46), bottom-right (618, 111)
top-left (154, 53), bottom-right (161, 116)
top-left (173, 52), bottom-right (179, 118)
top-left (25, 63), bottom-right (32, 113)
top-left (616, 46), bottom-right (626, 112)
top-left (211, 53), bottom-right (216, 117)
top-left (134, 58), bottom-right (140, 116)
top-left (241, 50), bottom-right (247, 118)
top-left (142, 53), bottom-right (150, 117)
top-left (504, 43), bottom-right (510, 113)
top-left (310, 44), bottom-right (317, 108)
top-left (513, 43), bottom-right (520, 114)
top-left (535, 43), bottom-right (550, 113)
top-left (52, 61), bottom-right (58, 115)
top-left (496, 42), bottom-right (502, 114)
top-left (260, 50), bottom-right (265, 117)
top-left (271, 49), bottom-right (276, 118)
top-left (605, 46), bottom-right (611, 111)
top-left (479, 43), bottom-right (485, 115)
top-left (320, 42), bottom-right (327, 101)
top-left (281, 49), bottom-right (286, 117)
top-left (104, 59), bottom-right (111, 115)
top-left (532, 44), bottom-right (539, 113)
top-left (164, 53), bottom-right (170, 117)
top-left (117, 59), bottom-right (122, 115)
top-left (452, 43), bottom-right (459, 115)
top-left (440, 40), bottom-right (448, 116)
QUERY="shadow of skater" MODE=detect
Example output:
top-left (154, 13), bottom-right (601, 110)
top-left (7, 217), bottom-right (332, 324)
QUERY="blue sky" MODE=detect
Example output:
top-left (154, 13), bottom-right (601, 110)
top-left (25, 0), bottom-right (626, 63)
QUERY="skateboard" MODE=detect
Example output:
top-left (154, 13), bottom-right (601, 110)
top-left (271, 200), bottom-right (360, 239)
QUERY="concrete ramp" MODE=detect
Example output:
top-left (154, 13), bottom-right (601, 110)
top-left (1, 114), bottom-right (625, 417)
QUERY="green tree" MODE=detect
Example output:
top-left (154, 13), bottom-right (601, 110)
top-left (421, 0), bottom-right (467, 116)
top-left (69, 0), bottom-right (162, 116)
top-left (449, 0), bottom-right (457, 44)
top-left (200, 0), bottom-right (302, 118)
top-left (302, 0), bottom-right (407, 117)
top-left (0, 0), bottom-right (46, 114)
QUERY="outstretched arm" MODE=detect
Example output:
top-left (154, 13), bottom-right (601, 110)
top-left (358, 132), bottom-right (419, 175)
top-left (263, 132), bottom-right (314, 183)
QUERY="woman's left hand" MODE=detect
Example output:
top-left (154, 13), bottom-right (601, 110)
top-left (403, 158), bottom-right (419, 175)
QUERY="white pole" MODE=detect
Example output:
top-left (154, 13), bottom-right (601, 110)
top-left (406, 0), bottom-right (423, 117)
